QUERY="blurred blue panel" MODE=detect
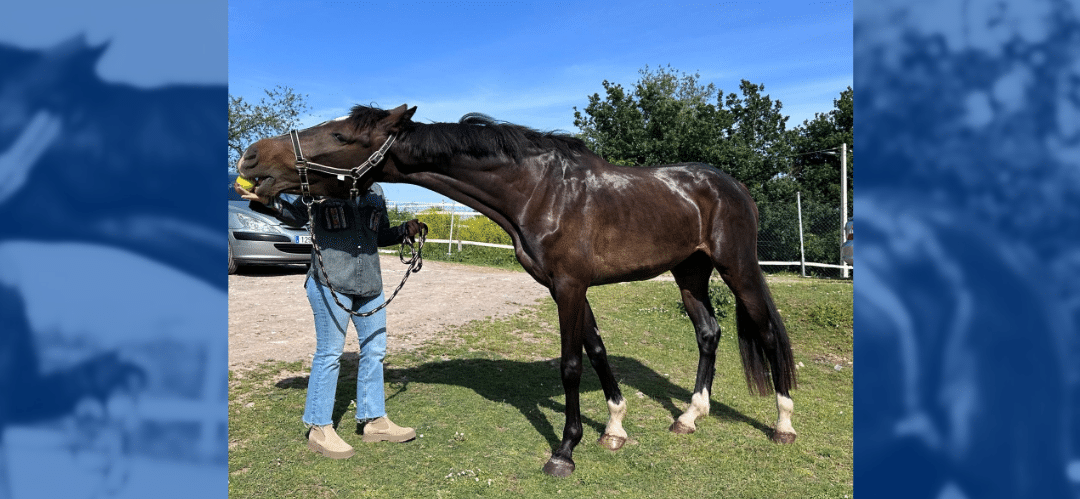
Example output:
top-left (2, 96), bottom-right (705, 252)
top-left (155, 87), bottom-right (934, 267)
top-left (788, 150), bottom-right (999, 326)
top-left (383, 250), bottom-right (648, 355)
top-left (0, 2), bottom-right (226, 498)
top-left (855, 0), bottom-right (1080, 497)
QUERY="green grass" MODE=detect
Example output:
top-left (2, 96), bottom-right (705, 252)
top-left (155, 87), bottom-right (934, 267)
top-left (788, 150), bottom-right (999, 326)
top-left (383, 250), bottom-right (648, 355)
top-left (416, 243), bottom-right (522, 271)
top-left (229, 272), bottom-right (852, 498)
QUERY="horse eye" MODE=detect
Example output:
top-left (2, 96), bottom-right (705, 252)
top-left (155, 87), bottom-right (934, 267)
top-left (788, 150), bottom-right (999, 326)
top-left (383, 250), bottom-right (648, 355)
top-left (332, 133), bottom-right (348, 144)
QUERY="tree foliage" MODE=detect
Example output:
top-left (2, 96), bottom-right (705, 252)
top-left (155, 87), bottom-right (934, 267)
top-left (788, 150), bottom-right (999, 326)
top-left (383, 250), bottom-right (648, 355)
top-left (228, 85), bottom-right (311, 170)
top-left (573, 66), bottom-right (793, 202)
top-left (723, 80), bottom-right (792, 203)
top-left (574, 67), bottom-right (852, 210)
top-left (573, 66), bottom-right (726, 168)
top-left (787, 87), bottom-right (854, 211)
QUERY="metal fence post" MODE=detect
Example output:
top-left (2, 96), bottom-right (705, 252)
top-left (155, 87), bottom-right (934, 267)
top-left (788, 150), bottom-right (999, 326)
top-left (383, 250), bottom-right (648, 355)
top-left (841, 142), bottom-right (849, 278)
top-left (797, 191), bottom-right (806, 277)
top-left (447, 203), bottom-right (456, 255)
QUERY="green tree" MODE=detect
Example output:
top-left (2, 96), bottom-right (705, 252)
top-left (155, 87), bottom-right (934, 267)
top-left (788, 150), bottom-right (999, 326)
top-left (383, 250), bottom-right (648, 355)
top-left (721, 80), bottom-right (792, 202)
top-left (228, 85), bottom-right (311, 170)
top-left (573, 66), bottom-right (792, 201)
top-left (574, 65), bottom-right (726, 167)
top-left (786, 87), bottom-right (853, 211)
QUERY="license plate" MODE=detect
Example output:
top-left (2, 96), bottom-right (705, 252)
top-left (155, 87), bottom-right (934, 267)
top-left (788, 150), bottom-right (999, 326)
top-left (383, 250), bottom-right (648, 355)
top-left (295, 235), bottom-right (312, 244)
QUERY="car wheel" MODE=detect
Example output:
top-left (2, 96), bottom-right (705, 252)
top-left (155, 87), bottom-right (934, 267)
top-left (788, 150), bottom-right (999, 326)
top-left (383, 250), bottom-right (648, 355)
top-left (228, 243), bottom-right (237, 274)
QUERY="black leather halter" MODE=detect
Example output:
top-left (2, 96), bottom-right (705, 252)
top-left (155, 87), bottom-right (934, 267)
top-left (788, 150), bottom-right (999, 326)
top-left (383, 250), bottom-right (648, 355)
top-left (290, 128), bottom-right (396, 203)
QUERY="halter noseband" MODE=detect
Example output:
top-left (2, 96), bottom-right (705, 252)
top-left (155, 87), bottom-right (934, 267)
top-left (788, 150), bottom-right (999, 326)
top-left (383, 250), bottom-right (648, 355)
top-left (290, 129), bottom-right (397, 203)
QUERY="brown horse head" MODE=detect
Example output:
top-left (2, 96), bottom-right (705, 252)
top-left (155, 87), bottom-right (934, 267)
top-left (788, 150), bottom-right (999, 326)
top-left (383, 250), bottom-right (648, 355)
top-left (235, 103), bottom-right (416, 199)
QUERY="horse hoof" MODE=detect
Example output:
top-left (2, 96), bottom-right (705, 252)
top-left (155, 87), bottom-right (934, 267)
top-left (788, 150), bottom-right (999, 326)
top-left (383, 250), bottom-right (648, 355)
top-left (598, 434), bottom-right (626, 451)
top-left (542, 456), bottom-right (575, 477)
top-left (669, 421), bottom-right (695, 434)
top-left (772, 431), bottom-right (797, 444)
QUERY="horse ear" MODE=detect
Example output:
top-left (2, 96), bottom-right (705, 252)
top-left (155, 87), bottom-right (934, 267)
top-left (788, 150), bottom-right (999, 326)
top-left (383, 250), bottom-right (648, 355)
top-left (382, 104), bottom-right (417, 133)
top-left (42, 34), bottom-right (108, 79)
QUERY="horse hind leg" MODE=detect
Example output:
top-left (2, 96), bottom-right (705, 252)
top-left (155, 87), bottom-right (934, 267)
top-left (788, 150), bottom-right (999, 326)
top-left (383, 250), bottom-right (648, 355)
top-left (669, 253), bottom-right (721, 435)
top-left (724, 266), bottom-right (799, 444)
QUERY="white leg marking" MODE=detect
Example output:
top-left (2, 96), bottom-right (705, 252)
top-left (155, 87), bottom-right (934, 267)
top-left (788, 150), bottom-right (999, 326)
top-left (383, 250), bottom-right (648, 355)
top-left (676, 388), bottom-right (711, 430)
top-left (775, 394), bottom-right (796, 435)
top-left (604, 398), bottom-right (628, 439)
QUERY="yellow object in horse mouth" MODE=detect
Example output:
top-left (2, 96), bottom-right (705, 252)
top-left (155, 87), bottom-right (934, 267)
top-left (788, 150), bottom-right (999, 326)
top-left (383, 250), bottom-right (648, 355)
top-left (235, 176), bottom-right (255, 190)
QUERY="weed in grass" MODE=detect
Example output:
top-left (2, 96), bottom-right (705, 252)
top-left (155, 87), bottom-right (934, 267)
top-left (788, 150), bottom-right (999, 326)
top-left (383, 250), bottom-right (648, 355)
top-left (809, 302), bottom-right (854, 329)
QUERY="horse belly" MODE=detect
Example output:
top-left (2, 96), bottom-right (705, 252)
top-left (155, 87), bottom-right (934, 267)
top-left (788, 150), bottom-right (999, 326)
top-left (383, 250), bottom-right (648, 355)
top-left (587, 205), bottom-right (703, 284)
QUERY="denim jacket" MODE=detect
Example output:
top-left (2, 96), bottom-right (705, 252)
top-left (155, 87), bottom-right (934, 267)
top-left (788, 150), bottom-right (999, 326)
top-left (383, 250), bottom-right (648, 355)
top-left (251, 184), bottom-right (408, 297)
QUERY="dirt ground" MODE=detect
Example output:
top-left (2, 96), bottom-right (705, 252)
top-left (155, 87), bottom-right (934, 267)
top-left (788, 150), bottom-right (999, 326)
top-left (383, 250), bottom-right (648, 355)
top-left (227, 255), bottom-right (550, 370)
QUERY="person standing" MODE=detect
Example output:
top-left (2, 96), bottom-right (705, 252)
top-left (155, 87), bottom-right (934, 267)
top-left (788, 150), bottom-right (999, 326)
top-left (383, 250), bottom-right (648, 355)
top-left (237, 181), bottom-right (425, 459)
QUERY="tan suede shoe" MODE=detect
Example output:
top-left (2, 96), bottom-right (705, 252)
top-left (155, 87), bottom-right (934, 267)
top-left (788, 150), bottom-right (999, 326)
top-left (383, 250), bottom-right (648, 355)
top-left (307, 424), bottom-right (355, 459)
top-left (359, 416), bottom-right (416, 443)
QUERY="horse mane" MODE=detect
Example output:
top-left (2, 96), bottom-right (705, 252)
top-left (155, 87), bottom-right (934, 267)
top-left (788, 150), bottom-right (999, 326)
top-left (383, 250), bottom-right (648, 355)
top-left (349, 104), bottom-right (593, 163)
top-left (0, 44), bottom-right (36, 70)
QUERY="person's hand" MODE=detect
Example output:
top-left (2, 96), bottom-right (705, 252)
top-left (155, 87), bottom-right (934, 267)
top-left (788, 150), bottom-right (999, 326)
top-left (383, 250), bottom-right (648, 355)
top-left (0, 110), bottom-right (62, 203)
top-left (404, 219), bottom-right (427, 243)
top-left (234, 181), bottom-right (270, 205)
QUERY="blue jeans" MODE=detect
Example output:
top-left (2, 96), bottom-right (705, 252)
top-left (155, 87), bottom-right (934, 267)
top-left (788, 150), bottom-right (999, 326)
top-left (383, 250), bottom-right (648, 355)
top-left (302, 275), bottom-right (387, 426)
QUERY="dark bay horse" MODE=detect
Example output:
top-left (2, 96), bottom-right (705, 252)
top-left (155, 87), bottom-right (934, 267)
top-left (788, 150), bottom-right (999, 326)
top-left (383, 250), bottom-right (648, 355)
top-left (0, 36), bottom-right (226, 291)
top-left (236, 104), bottom-right (797, 477)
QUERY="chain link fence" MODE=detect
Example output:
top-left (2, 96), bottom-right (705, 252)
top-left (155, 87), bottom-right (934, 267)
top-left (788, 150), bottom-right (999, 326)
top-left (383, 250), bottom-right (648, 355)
top-left (758, 192), bottom-right (850, 279)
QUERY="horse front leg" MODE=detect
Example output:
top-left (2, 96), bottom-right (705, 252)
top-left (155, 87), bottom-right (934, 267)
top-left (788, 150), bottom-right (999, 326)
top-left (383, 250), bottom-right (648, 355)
top-left (582, 299), bottom-right (628, 451)
top-left (542, 281), bottom-right (588, 478)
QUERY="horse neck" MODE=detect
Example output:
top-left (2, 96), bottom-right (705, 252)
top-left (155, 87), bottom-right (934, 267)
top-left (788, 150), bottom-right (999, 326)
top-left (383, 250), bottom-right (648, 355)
top-left (386, 152), bottom-right (540, 232)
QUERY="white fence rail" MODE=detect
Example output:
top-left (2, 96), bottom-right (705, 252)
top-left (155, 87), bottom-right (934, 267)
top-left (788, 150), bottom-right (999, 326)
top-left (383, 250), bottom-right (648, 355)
top-left (426, 238), bottom-right (514, 250)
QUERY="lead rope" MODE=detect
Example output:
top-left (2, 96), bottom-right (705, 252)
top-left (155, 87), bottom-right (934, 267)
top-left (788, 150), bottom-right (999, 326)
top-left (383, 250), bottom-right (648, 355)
top-left (303, 198), bottom-right (426, 317)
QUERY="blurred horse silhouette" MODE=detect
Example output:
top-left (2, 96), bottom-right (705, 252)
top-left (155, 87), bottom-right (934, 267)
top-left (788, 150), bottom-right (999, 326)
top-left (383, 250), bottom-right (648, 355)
top-left (0, 36), bottom-right (225, 498)
top-left (856, 193), bottom-right (1070, 497)
top-left (855, 2), bottom-right (1080, 495)
top-left (0, 36), bottom-right (224, 290)
top-left (0, 283), bottom-right (147, 446)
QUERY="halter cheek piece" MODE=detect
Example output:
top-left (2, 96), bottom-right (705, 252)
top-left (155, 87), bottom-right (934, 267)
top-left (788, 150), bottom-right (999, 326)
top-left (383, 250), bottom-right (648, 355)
top-left (289, 128), bottom-right (396, 204)
top-left (288, 129), bottom-right (422, 318)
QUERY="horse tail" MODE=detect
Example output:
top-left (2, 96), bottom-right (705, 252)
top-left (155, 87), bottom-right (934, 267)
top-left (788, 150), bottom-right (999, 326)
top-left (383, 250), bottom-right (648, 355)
top-left (733, 270), bottom-right (797, 396)
top-left (709, 170), bottom-right (794, 395)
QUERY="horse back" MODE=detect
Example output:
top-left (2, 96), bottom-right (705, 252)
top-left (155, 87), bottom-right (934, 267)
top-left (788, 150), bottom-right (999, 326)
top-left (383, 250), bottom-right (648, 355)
top-left (523, 159), bottom-right (757, 284)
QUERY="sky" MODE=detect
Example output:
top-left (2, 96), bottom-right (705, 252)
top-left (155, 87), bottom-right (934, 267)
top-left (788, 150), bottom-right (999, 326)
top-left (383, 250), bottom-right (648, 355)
top-left (229, 0), bottom-right (852, 204)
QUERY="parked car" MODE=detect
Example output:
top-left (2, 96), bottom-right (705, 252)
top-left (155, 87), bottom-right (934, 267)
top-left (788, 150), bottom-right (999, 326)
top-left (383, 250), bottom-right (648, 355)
top-left (842, 218), bottom-right (853, 267)
top-left (228, 174), bottom-right (312, 273)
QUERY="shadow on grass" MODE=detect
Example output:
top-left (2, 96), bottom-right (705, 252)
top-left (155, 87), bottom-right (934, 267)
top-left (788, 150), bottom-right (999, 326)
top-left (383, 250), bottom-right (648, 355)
top-left (275, 354), bottom-right (773, 446)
